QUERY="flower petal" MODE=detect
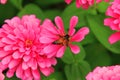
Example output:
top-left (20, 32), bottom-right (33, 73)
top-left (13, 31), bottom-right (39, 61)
top-left (65, 0), bottom-right (72, 4)
top-left (39, 37), bottom-right (55, 43)
top-left (42, 19), bottom-right (58, 34)
top-left (1, 55), bottom-right (12, 65)
top-left (32, 69), bottom-right (40, 80)
top-left (56, 46), bottom-right (66, 57)
top-left (22, 62), bottom-right (28, 70)
top-left (16, 64), bottom-right (23, 78)
top-left (109, 32), bottom-right (120, 44)
top-left (44, 44), bottom-right (61, 53)
top-left (55, 16), bottom-right (65, 35)
top-left (71, 27), bottom-right (89, 42)
top-left (68, 16), bottom-right (78, 36)
top-left (0, 70), bottom-right (5, 80)
top-left (8, 59), bottom-right (20, 69)
top-left (40, 67), bottom-right (54, 76)
top-left (24, 68), bottom-right (32, 78)
top-left (69, 44), bottom-right (80, 54)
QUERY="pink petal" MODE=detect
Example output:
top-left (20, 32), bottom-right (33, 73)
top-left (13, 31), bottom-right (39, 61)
top-left (69, 44), bottom-right (80, 54)
top-left (76, 0), bottom-right (81, 8)
top-left (55, 16), bottom-right (65, 35)
top-left (22, 62), bottom-right (28, 70)
top-left (40, 67), bottom-right (54, 76)
top-left (1, 37), bottom-right (15, 44)
top-left (0, 70), bottom-right (4, 80)
top-left (0, 0), bottom-right (7, 4)
top-left (44, 44), bottom-right (60, 53)
top-left (104, 18), bottom-right (113, 26)
top-left (1, 55), bottom-right (12, 65)
top-left (56, 46), bottom-right (66, 57)
top-left (6, 68), bottom-right (16, 78)
top-left (65, 0), bottom-right (72, 4)
top-left (39, 37), bottom-right (55, 43)
top-left (0, 51), bottom-right (10, 58)
top-left (27, 58), bottom-right (37, 70)
top-left (8, 59), bottom-right (20, 69)
top-left (31, 59), bottom-right (37, 70)
top-left (0, 62), bottom-right (8, 70)
top-left (32, 69), bottom-right (40, 80)
top-left (51, 58), bottom-right (57, 66)
top-left (41, 29), bottom-right (59, 39)
top-left (68, 16), bottom-right (78, 36)
top-left (41, 19), bottom-right (58, 34)
top-left (24, 68), bottom-right (32, 77)
top-left (71, 27), bottom-right (89, 42)
top-left (47, 52), bottom-right (56, 58)
top-left (23, 55), bottom-right (31, 62)
top-left (4, 45), bottom-right (13, 51)
top-left (12, 51), bottom-right (21, 59)
top-left (38, 61), bottom-right (45, 68)
top-left (96, 0), bottom-right (102, 3)
top-left (16, 64), bottom-right (23, 78)
top-left (109, 32), bottom-right (120, 44)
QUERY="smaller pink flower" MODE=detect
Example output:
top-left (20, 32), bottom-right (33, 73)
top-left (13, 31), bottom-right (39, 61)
top-left (64, 0), bottom-right (94, 9)
top-left (86, 65), bottom-right (120, 80)
top-left (0, 0), bottom-right (7, 4)
top-left (40, 16), bottom-right (89, 58)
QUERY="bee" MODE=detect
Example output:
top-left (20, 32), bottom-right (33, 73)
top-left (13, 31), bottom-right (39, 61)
top-left (52, 34), bottom-right (70, 46)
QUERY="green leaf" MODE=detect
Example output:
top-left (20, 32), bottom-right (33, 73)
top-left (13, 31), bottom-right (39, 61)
top-left (35, 0), bottom-right (64, 5)
top-left (73, 43), bottom-right (86, 62)
top-left (0, 2), bottom-right (17, 25)
top-left (61, 48), bottom-right (75, 64)
top-left (64, 61), bottom-right (91, 80)
top-left (44, 10), bottom-right (61, 20)
top-left (61, 44), bottom-right (86, 64)
top-left (97, 2), bottom-right (109, 13)
top-left (18, 4), bottom-right (45, 20)
top-left (85, 43), bottom-right (111, 69)
top-left (87, 14), bottom-right (120, 54)
top-left (10, 0), bottom-right (23, 10)
top-left (43, 72), bottom-right (66, 80)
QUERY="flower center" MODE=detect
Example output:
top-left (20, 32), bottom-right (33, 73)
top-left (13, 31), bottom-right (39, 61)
top-left (25, 39), bottom-right (33, 48)
top-left (52, 34), bottom-right (71, 46)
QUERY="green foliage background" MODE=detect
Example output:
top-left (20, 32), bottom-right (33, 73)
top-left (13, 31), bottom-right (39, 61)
top-left (0, 0), bottom-right (120, 80)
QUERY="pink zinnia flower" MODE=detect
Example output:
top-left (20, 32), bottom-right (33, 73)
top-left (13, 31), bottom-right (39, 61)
top-left (0, 0), bottom-right (7, 4)
top-left (40, 16), bottom-right (89, 58)
top-left (0, 15), bottom-right (57, 80)
top-left (64, 0), bottom-right (94, 9)
top-left (86, 65), bottom-right (120, 80)
top-left (104, 0), bottom-right (120, 44)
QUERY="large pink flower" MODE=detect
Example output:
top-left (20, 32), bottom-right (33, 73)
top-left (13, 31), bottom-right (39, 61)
top-left (64, 0), bottom-right (94, 9)
top-left (0, 0), bottom-right (7, 4)
top-left (0, 15), bottom-right (57, 80)
top-left (40, 16), bottom-right (89, 58)
top-left (86, 65), bottom-right (120, 80)
top-left (104, 0), bottom-right (120, 44)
